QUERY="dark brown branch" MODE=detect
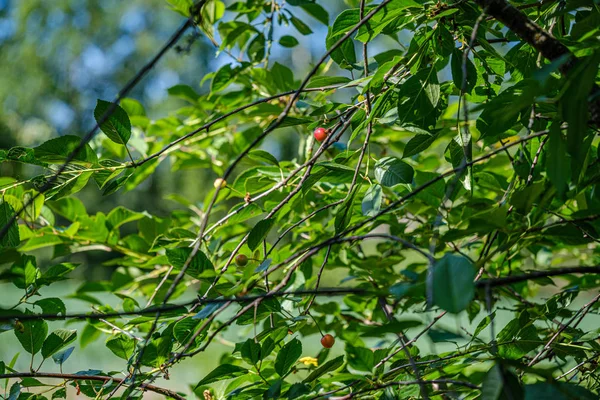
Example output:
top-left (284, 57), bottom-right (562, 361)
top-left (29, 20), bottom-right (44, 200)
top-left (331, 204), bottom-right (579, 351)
top-left (0, 288), bottom-right (371, 322)
top-left (474, 0), bottom-right (600, 125)
top-left (476, 265), bottom-right (600, 288)
top-left (0, 372), bottom-right (185, 400)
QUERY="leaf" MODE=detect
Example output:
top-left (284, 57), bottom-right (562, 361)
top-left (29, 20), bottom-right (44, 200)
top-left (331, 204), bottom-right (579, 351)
top-left (94, 100), bottom-right (132, 146)
top-left (247, 218), bottom-right (274, 251)
top-left (306, 76), bottom-right (351, 89)
top-left (274, 338), bottom-right (302, 376)
top-left (362, 184), bottom-right (382, 216)
top-left (248, 150), bottom-right (279, 166)
top-left (403, 129), bottom-right (438, 158)
top-left (525, 382), bottom-right (597, 400)
top-left (195, 364), bottom-right (247, 387)
top-left (374, 157), bottom-right (414, 187)
top-left (432, 254), bottom-right (476, 314)
top-left (241, 339), bottom-right (261, 365)
top-left (211, 64), bottom-right (235, 93)
top-left (0, 202), bottom-right (20, 248)
top-left (166, 247), bottom-right (214, 278)
top-left (14, 319), bottom-right (48, 355)
top-left (325, 9), bottom-right (358, 68)
top-left (106, 334), bottom-right (135, 360)
top-left (304, 356), bottom-right (344, 383)
top-left (290, 16), bottom-right (312, 35)
top-left (279, 35), bottom-right (299, 48)
top-left (34, 135), bottom-right (98, 165)
top-left (397, 67), bottom-right (440, 125)
top-left (482, 364), bottom-right (524, 400)
top-left (168, 84), bottom-right (200, 103)
top-left (546, 121), bottom-right (570, 196)
top-left (561, 52), bottom-right (600, 177)
top-left (41, 329), bottom-right (77, 359)
top-left (300, 3), bottom-right (329, 25)
top-left (52, 346), bottom-right (74, 365)
top-left (193, 302), bottom-right (222, 320)
top-left (451, 48), bottom-right (477, 94)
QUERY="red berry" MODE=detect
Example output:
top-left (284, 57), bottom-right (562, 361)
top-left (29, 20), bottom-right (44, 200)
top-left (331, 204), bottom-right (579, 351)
top-left (235, 254), bottom-right (248, 267)
top-left (321, 334), bottom-right (335, 348)
top-left (313, 127), bottom-right (328, 142)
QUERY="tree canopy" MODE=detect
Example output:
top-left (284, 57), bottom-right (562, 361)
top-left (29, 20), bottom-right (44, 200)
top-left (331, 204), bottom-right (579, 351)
top-left (1, 0), bottom-right (600, 399)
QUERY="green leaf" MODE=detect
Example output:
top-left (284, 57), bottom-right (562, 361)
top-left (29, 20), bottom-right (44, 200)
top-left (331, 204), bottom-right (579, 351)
top-left (482, 364), bottom-right (524, 400)
top-left (326, 9), bottom-right (358, 68)
top-left (41, 329), bottom-right (77, 359)
top-left (361, 184), bottom-right (382, 217)
top-left (94, 100), bottom-right (132, 146)
top-left (306, 76), bottom-right (351, 89)
top-left (304, 356), bottom-right (344, 383)
top-left (195, 364), bottom-right (248, 387)
top-left (403, 129), bottom-right (438, 158)
top-left (561, 52), bottom-right (600, 176)
top-left (248, 33), bottom-right (266, 62)
top-left (34, 135), bottom-right (98, 165)
top-left (248, 150), bottom-right (279, 167)
top-left (274, 338), bottom-right (302, 376)
top-left (0, 202), bottom-right (20, 248)
top-left (374, 157), bottom-right (414, 187)
top-left (241, 339), bottom-right (261, 365)
top-left (397, 67), bottom-right (440, 125)
top-left (451, 48), bottom-right (477, 94)
top-left (106, 334), bottom-right (135, 360)
top-left (355, 0), bottom-right (420, 43)
top-left (432, 254), bottom-right (476, 314)
top-left (166, 247), bottom-right (214, 278)
top-left (525, 382), bottom-right (597, 400)
top-left (279, 35), bottom-right (299, 48)
top-left (546, 122), bottom-right (570, 196)
top-left (106, 206), bottom-right (144, 230)
top-left (247, 218), bottom-right (274, 251)
top-left (14, 319), bottom-right (48, 355)
top-left (300, 3), bottom-right (329, 25)
top-left (290, 16), bottom-right (312, 35)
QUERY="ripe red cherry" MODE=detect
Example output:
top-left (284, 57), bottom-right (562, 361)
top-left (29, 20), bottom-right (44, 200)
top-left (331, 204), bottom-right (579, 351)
top-left (321, 334), bottom-right (335, 348)
top-left (313, 127), bottom-right (328, 142)
top-left (235, 254), bottom-right (248, 267)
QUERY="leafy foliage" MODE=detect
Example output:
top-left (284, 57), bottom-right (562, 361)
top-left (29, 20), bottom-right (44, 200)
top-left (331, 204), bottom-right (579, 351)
top-left (1, 0), bottom-right (600, 399)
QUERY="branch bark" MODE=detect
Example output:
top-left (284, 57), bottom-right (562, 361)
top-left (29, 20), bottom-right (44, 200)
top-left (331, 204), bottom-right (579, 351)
top-left (0, 372), bottom-right (185, 400)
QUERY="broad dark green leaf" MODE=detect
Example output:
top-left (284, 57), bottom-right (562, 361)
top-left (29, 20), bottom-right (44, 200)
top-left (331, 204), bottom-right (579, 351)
top-left (34, 135), bottom-right (98, 165)
top-left (14, 319), bottom-right (48, 355)
top-left (247, 218), bottom-right (274, 251)
top-left (374, 157), bottom-right (414, 187)
top-left (0, 202), bottom-right (20, 248)
top-left (274, 338), bottom-right (302, 376)
top-left (41, 329), bottom-right (77, 359)
top-left (361, 184), bottom-right (382, 216)
top-left (94, 100), bottom-right (132, 145)
top-left (432, 254), bottom-right (475, 314)
top-left (106, 334), bottom-right (135, 360)
top-left (279, 35), bottom-right (299, 48)
top-left (166, 247), bottom-right (214, 278)
top-left (195, 364), bottom-right (248, 387)
top-left (303, 355), bottom-right (344, 383)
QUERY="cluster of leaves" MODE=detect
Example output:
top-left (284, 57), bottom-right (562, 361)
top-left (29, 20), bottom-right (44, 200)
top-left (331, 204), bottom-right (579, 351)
top-left (1, 0), bottom-right (600, 399)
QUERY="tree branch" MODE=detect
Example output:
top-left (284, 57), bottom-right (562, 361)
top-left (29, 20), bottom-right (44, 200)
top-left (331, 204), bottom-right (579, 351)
top-left (474, 0), bottom-right (600, 125)
top-left (0, 372), bottom-right (185, 400)
top-left (476, 265), bottom-right (600, 288)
